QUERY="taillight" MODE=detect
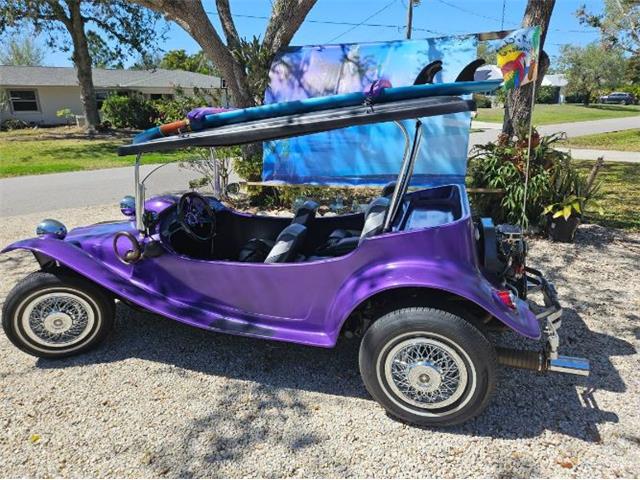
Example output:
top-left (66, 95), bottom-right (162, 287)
top-left (496, 289), bottom-right (516, 309)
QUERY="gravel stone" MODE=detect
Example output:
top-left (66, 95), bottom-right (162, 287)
top-left (0, 205), bottom-right (638, 477)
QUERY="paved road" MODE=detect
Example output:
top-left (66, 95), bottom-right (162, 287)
top-left (469, 115), bottom-right (640, 147)
top-left (1, 116), bottom-right (638, 217)
top-left (557, 148), bottom-right (640, 163)
top-left (0, 163), bottom-right (234, 217)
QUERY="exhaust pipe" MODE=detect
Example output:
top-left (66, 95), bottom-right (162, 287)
top-left (547, 355), bottom-right (590, 376)
top-left (497, 348), bottom-right (590, 376)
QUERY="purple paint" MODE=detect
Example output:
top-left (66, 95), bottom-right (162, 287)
top-left (2, 185), bottom-right (540, 347)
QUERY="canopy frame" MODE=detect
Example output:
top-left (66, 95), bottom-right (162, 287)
top-left (119, 96), bottom-right (475, 156)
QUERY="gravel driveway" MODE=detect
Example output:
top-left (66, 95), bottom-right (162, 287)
top-left (1, 205), bottom-right (638, 478)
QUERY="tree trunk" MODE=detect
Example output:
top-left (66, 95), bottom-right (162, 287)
top-left (502, 0), bottom-right (556, 137)
top-left (133, 0), bottom-right (254, 107)
top-left (66, 0), bottom-right (100, 132)
top-left (133, 0), bottom-right (316, 108)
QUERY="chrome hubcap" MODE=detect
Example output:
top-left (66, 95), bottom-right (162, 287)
top-left (20, 291), bottom-right (96, 348)
top-left (43, 312), bottom-right (73, 333)
top-left (406, 361), bottom-right (442, 393)
top-left (385, 338), bottom-right (468, 409)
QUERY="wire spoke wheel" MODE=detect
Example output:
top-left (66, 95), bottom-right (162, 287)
top-left (20, 291), bottom-right (96, 348)
top-left (384, 337), bottom-right (469, 409)
top-left (4, 271), bottom-right (115, 358)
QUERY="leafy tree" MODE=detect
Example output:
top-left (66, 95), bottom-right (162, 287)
top-left (624, 54), bottom-right (640, 84)
top-left (159, 49), bottom-right (219, 76)
top-left (577, 0), bottom-right (640, 55)
top-left (502, 0), bottom-right (556, 136)
top-left (130, 51), bottom-right (162, 70)
top-left (86, 31), bottom-right (123, 68)
top-left (477, 42), bottom-right (497, 65)
top-left (558, 43), bottom-right (627, 105)
top-left (0, 34), bottom-right (44, 65)
top-left (131, 0), bottom-right (317, 109)
top-left (0, 1), bottom-right (165, 132)
top-left (131, 0), bottom-right (316, 180)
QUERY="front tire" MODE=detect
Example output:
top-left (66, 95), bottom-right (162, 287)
top-left (2, 270), bottom-right (114, 358)
top-left (359, 307), bottom-right (496, 427)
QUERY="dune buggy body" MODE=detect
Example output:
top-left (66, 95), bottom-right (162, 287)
top-left (2, 77), bottom-right (588, 426)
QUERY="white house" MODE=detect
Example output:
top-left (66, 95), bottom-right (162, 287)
top-left (540, 73), bottom-right (568, 103)
top-left (0, 65), bottom-right (228, 125)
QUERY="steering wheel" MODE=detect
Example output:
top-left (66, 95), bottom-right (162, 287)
top-left (177, 192), bottom-right (216, 242)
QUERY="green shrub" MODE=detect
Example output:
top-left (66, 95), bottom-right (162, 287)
top-left (536, 86), bottom-right (558, 104)
top-left (255, 185), bottom-right (380, 211)
top-left (467, 129), bottom-right (572, 227)
top-left (473, 94), bottom-right (492, 108)
top-left (233, 152), bottom-right (262, 182)
top-left (153, 87), bottom-right (220, 124)
top-left (0, 118), bottom-right (30, 131)
top-left (564, 92), bottom-right (589, 104)
top-left (100, 94), bottom-right (157, 129)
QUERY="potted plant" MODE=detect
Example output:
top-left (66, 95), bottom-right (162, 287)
top-left (544, 158), bottom-right (604, 242)
top-left (543, 194), bottom-right (584, 242)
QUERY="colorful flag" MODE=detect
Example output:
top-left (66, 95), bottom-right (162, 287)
top-left (497, 26), bottom-right (541, 90)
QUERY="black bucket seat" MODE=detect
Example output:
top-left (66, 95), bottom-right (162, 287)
top-left (238, 200), bottom-right (318, 262)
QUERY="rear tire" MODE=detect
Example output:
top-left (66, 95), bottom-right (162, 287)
top-left (2, 270), bottom-right (114, 358)
top-left (359, 307), bottom-right (496, 426)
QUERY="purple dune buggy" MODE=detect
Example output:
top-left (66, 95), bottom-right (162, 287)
top-left (2, 84), bottom-right (588, 426)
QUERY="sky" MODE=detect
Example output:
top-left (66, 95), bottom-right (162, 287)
top-left (42, 0), bottom-right (604, 68)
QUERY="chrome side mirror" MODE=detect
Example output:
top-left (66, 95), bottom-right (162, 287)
top-left (36, 219), bottom-right (67, 239)
top-left (120, 195), bottom-right (136, 216)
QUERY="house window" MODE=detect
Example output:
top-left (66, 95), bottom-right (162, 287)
top-left (95, 91), bottom-right (110, 110)
top-left (149, 93), bottom-right (174, 100)
top-left (9, 90), bottom-right (39, 112)
top-left (221, 79), bottom-right (227, 88)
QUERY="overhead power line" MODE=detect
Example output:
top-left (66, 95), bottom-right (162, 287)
top-left (434, 0), bottom-right (518, 26)
top-left (205, 10), bottom-right (442, 35)
top-left (205, 8), bottom-right (597, 40)
top-left (326, 0), bottom-right (398, 43)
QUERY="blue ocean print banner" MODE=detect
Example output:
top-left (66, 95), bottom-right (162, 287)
top-left (262, 36), bottom-right (478, 186)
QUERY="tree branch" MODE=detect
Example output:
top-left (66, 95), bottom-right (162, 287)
top-left (44, 0), bottom-right (72, 29)
top-left (131, 0), bottom-right (252, 106)
top-left (262, 0), bottom-right (316, 53)
top-left (216, 0), bottom-right (241, 49)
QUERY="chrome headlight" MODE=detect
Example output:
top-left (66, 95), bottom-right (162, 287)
top-left (120, 195), bottom-right (136, 216)
top-left (36, 219), bottom-right (67, 239)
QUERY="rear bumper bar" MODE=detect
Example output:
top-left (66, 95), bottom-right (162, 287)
top-left (497, 267), bottom-right (590, 377)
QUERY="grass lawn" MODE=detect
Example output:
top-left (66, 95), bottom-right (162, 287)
top-left (575, 160), bottom-right (640, 231)
top-left (560, 129), bottom-right (640, 152)
top-left (476, 103), bottom-right (640, 125)
top-left (0, 127), bottom-right (184, 177)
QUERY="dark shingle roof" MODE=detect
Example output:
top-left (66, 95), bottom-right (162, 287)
top-left (0, 65), bottom-right (221, 89)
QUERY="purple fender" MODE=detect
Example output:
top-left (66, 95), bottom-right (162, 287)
top-left (3, 214), bottom-right (541, 348)
top-left (328, 258), bottom-right (540, 340)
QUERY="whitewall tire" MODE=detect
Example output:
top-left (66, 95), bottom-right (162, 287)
top-left (2, 270), bottom-right (114, 358)
top-left (359, 307), bottom-right (496, 427)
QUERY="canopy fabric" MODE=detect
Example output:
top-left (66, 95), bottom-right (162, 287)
top-left (263, 36), bottom-right (480, 187)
